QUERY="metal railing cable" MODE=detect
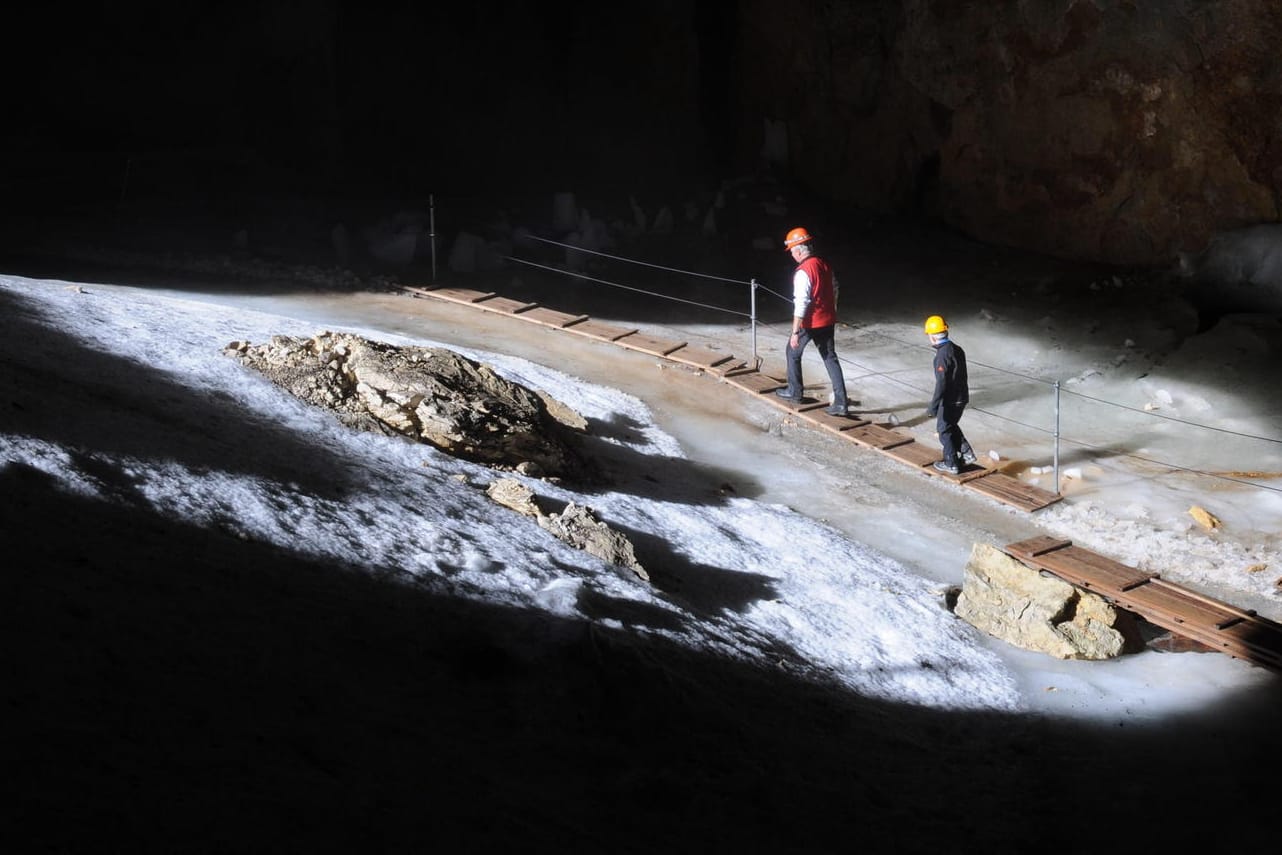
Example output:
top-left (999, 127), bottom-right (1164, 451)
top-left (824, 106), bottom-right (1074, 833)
top-left (504, 254), bottom-right (753, 318)
top-left (846, 325), bottom-right (1282, 490)
top-left (519, 234), bottom-right (755, 287)
top-left (857, 326), bottom-right (1282, 445)
top-left (1031, 422), bottom-right (1282, 494)
top-left (1059, 387), bottom-right (1282, 444)
top-left (507, 234), bottom-right (769, 363)
top-left (486, 228), bottom-right (1280, 495)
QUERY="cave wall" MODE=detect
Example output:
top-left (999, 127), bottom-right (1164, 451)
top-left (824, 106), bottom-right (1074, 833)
top-left (9, 1), bottom-right (1280, 266)
top-left (731, 0), bottom-right (1282, 266)
top-left (331, 1), bottom-right (707, 199)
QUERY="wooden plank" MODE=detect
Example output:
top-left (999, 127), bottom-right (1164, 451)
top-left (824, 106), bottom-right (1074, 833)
top-left (845, 423), bottom-right (915, 450)
top-left (966, 473), bottom-right (1062, 511)
top-left (955, 466), bottom-right (994, 484)
top-left (1218, 621), bottom-right (1282, 669)
top-left (421, 286), bottom-right (497, 304)
top-left (1063, 548), bottom-right (1156, 591)
top-left (1006, 536), bottom-right (1073, 560)
top-left (516, 306), bottom-right (591, 328)
top-left (1027, 545), bottom-right (1154, 595)
top-left (473, 295), bottom-right (540, 314)
top-left (566, 319), bottom-right (639, 341)
top-left (1122, 579), bottom-right (1245, 629)
top-left (664, 344), bottom-right (739, 371)
top-left (806, 410), bottom-right (871, 434)
top-left (883, 440), bottom-right (941, 467)
top-left (1147, 580), bottom-right (1266, 624)
top-left (925, 462), bottom-right (992, 483)
top-left (1118, 582), bottom-right (1282, 668)
top-left (773, 398), bottom-right (827, 415)
top-left (704, 359), bottom-right (748, 376)
top-left (614, 331), bottom-right (688, 357)
top-left (723, 371), bottom-right (787, 395)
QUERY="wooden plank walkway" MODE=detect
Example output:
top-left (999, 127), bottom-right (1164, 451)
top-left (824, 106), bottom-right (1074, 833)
top-left (402, 283), bottom-right (1062, 513)
top-left (733, 368), bottom-right (1061, 511)
top-left (1006, 536), bottom-right (1282, 672)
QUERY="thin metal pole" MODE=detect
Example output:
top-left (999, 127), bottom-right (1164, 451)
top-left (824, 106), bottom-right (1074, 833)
top-left (750, 278), bottom-right (759, 368)
top-left (429, 194), bottom-right (437, 283)
top-left (1053, 380), bottom-right (1061, 494)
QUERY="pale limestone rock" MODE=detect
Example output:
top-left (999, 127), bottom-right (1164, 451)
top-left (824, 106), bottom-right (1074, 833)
top-left (538, 502), bottom-right (648, 582)
top-left (1188, 505), bottom-right (1222, 530)
top-left (228, 331), bottom-right (596, 481)
top-left (485, 478), bottom-right (542, 517)
top-left (954, 543), bottom-right (1139, 660)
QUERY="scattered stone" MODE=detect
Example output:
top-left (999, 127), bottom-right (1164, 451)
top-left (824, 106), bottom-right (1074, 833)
top-left (1188, 505), bottom-right (1222, 530)
top-left (486, 478), bottom-right (542, 516)
top-left (483, 479), bottom-right (647, 581)
top-left (537, 502), bottom-right (648, 582)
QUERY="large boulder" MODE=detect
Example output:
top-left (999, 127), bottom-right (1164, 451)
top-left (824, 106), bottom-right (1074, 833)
top-left (954, 542), bottom-right (1142, 660)
top-left (226, 331), bottom-right (596, 481)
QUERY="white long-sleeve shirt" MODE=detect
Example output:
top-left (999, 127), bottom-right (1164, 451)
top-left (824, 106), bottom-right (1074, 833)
top-left (792, 268), bottom-right (839, 318)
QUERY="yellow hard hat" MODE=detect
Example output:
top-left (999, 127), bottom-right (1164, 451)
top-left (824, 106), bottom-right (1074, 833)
top-left (924, 315), bottom-right (948, 335)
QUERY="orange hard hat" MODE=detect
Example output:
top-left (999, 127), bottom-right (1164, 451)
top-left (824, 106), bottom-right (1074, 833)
top-left (784, 227), bottom-right (813, 250)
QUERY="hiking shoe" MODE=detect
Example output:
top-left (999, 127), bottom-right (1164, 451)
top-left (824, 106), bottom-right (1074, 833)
top-left (932, 460), bottom-right (960, 475)
top-left (961, 449), bottom-right (978, 465)
top-left (825, 405), bottom-right (849, 417)
top-left (774, 389), bottom-right (801, 401)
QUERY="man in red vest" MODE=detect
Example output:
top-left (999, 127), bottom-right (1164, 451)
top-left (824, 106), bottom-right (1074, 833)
top-left (775, 226), bottom-right (850, 416)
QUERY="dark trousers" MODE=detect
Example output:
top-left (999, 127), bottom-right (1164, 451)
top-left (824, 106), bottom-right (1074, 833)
top-left (935, 402), bottom-right (973, 466)
top-left (784, 325), bottom-right (847, 408)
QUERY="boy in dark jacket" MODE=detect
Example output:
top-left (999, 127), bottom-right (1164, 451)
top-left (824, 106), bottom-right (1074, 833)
top-left (924, 315), bottom-right (977, 475)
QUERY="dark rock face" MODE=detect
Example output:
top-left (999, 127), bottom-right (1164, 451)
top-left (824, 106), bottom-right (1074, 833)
top-left (1176, 222), bottom-right (1282, 330)
top-left (731, 0), bottom-right (1282, 265)
top-left (11, 2), bottom-right (1278, 269)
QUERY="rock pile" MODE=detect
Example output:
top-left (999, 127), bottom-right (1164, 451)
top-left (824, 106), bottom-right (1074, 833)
top-left (227, 331), bottom-right (649, 578)
top-left (225, 331), bottom-right (596, 482)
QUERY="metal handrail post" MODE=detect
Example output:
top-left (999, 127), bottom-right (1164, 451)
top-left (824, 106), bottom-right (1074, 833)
top-left (750, 278), bottom-right (759, 368)
top-left (429, 194), bottom-right (437, 283)
top-left (1053, 380), bottom-right (1061, 494)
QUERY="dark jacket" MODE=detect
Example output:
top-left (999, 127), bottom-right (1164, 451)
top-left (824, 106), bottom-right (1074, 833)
top-left (928, 338), bottom-right (969, 414)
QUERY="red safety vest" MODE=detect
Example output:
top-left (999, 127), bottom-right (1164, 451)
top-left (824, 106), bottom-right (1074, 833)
top-left (796, 255), bottom-right (837, 329)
